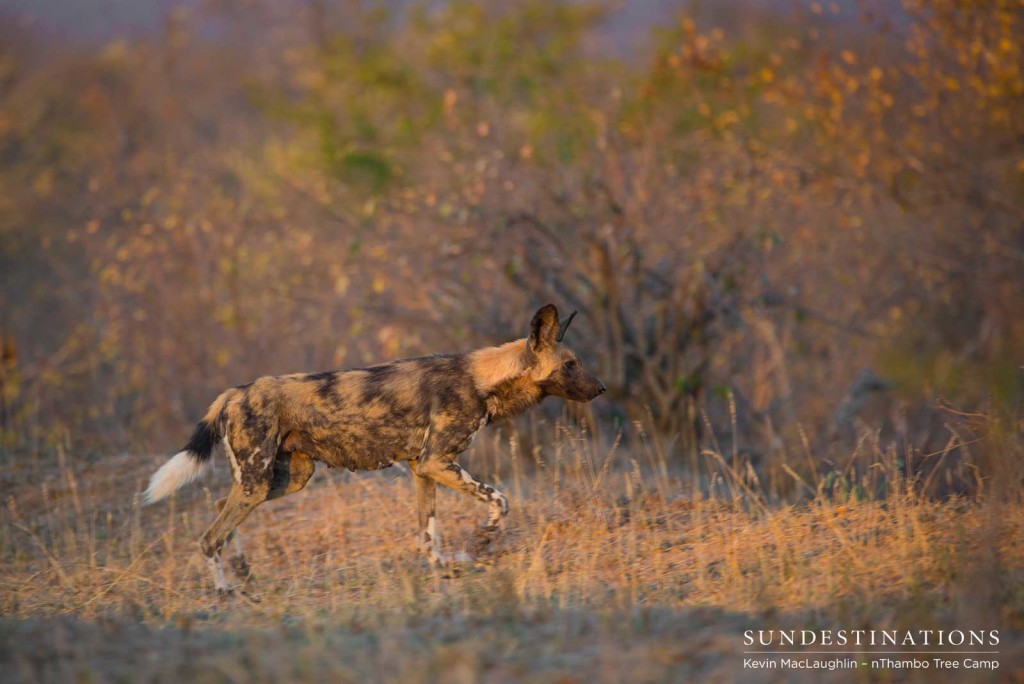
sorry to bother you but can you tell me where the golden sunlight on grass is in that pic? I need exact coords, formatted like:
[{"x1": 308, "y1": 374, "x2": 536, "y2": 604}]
[{"x1": 2, "y1": 432, "x2": 1022, "y2": 682}]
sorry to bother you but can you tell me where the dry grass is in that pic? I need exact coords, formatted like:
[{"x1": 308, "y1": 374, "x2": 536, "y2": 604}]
[{"x1": 2, "y1": 428, "x2": 1023, "y2": 682}]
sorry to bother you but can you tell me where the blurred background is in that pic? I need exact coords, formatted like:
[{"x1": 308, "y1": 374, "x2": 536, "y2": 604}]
[{"x1": 1, "y1": 0, "x2": 1021, "y2": 499}]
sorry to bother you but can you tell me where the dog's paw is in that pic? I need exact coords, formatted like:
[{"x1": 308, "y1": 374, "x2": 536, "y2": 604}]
[
  {"x1": 430, "y1": 550, "x2": 474, "y2": 578},
  {"x1": 448, "y1": 550, "x2": 474, "y2": 563},
  {"x1": 227, "y1": 555, "x2": 256, "y2": 585}
]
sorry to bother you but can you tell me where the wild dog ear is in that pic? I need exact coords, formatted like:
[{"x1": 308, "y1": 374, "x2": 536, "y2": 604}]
[
  {"x1": 556, "y1": 310, "x2": 577, "y2": 342},
  {"x1": 528, "y1": 304, "x2": 560, "y2": 352}
]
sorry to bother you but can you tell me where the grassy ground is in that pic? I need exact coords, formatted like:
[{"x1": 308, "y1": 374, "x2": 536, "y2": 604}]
[{"x1": 1, "y1": 429, "x2": 1022, "y2": 682}]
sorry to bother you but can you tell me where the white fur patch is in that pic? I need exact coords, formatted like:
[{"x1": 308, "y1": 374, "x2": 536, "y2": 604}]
[
  {"x1": 419, "y1": 425, "x2": 431, "y2": 457},
  {"x1": 488, "y1": 496, "x2": 508, "y2": 526},
  {"x1": 223, "y1": 436, "x2": 241, "y2": 483},
  {"x1": 258, "y1": 447, "x2": 272, "y2": 470},
  {"x1": 143, "y1": 451, "x2": 212, "y2": 504},
  {"x1": 206, "y1": 553, "x2": 230, "y2": 591},
  {"x1": 424, "y1": 515, "x2": 445, "y2": 565},
  {"x1": 467, "y1": 416, "x2": 489, "y2": 445}
]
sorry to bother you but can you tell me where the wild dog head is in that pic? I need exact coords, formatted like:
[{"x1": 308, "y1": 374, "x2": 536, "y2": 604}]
[{"x1": 525, "y1": 304, "x2": 606, "y2": 402}]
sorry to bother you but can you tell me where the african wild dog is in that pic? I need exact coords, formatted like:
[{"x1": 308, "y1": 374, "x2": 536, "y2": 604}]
[{"x1": 144, "y1": 304, "x2": 606, "y2": 594}]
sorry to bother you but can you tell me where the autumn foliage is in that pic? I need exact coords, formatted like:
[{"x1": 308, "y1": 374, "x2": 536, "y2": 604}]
[{"x1": 1, "y1": 0, "x2": 1021, "y2": 500}]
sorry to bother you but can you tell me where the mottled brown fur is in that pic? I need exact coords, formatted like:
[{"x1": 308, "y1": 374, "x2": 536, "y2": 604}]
[{"x1": 147, "y1": 304, "x2": 605, "y2": 594}]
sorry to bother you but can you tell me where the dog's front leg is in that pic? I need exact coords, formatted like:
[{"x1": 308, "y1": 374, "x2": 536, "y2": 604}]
[
  {"x1": 418, "y1": 458, "x2": 509, "y2": 554},
  {"x1": 409, "y1": 462, "x2": 445, "y2": 568}
]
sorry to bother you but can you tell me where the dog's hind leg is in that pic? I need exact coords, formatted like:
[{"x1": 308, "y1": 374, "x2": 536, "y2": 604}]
[
  {"x1": 200, "y1": 478, "x2": 270, "y2": 595},
  {"x1": 213, "y1": 495, "x2": 255, "y2": 586},
  {"x1": 215, "y1": 449, "x2": 315, "y2": 585}
]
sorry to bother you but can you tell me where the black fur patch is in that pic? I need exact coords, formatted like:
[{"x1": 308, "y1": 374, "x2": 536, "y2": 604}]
[
  {"x1": 302, "y1": 372, "x2": 334, "y2": 382},
  {"x1": 240, "y1": 395, "x2": 263, "y2": 436},
  {"x1": 361, "y1": 364, "x2": 398, "y2": 404},
  {"x1": 308, "y1": 372, "x2": 339, "y2": 401},
  {"x1": 182, "y1": 419, "x2": 219, "y2": 462},
  {"x1": 416, "y1": 355, "x2": 470, "y2": 414}
]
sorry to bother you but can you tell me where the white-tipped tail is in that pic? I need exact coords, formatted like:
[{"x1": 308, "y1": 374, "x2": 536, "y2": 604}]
[{"x1": 143, "y1": 451, "x2": 212, "y2": 505}]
